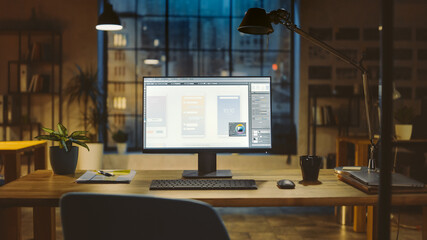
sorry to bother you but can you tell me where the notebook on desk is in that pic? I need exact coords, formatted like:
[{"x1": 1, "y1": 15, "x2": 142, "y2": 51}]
[
  {"x1": 76, "y1": 170, "x2": 136, "y2": 183},
  {"x1": 349, "y1": 171, "x2": 424, "y2": 188}
]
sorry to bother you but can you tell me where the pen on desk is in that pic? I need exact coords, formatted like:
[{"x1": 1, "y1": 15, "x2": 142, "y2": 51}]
[{"x1": 98, "y1": 170, "x2": 115, "y2": 177}]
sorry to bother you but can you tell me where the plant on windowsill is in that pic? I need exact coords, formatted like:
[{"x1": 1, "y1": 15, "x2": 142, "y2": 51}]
[
  {"x1": 112, "y1": 130, "x2": 128, "y2": 154},
  {"x1": 35, "y1": 123, "x2": 89, "y2": 175},
  {"x1": 394, "y1": 105, "x2": 415, "y2": 140}
]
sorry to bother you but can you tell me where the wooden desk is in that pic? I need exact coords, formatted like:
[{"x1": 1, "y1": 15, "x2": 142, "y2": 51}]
[
  {"x1": 0, "y1": 169, "x2": 426, "y2": 240},
  {"x1": 336, "y1": 136, "x2": 427, "y2": 233},
  {"x1": 0, "y1": 141, "x2": 47, "y2": 240}
]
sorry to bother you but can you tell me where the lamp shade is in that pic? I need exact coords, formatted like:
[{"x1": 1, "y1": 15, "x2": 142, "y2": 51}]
[
  {"x1": 96, "y1": 2, "x2": 123, "y2": 31},
  {"x1": 238, "y1": 8, "x2": 273, "y2": 35}
]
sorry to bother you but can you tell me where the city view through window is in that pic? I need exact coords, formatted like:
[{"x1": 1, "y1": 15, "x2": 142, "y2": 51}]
[{"x1": 103, "y1": 0, "x2": 296, "y2": 154}]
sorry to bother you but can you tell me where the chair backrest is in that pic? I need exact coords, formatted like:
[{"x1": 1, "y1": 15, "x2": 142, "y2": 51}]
[{"x1": 60, "y1": 192, "x2": 230, "y2": 240}]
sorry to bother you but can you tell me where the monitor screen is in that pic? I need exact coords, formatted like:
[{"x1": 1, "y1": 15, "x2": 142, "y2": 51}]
[{"x1": 142, "y1": 76, "x2": 272, "y2": 153}]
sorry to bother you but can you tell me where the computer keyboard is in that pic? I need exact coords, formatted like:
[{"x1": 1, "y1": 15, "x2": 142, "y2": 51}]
[{"x1": 150, "y1": 179, "x2": 257, "y2": 190}]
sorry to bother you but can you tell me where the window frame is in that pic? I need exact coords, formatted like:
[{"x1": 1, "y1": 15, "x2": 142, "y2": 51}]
[{"x1": 99, "y1": 0, "x2": 297, "y2": 154}]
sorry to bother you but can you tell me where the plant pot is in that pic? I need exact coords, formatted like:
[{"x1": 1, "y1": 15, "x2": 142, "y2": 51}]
[
  {"x1": 395, "y1": 124, "x2": 412, "y2": 140},
  {"x1": 117, "y1": 143, "x2": 127, "y2": 154},
  {"x1": 49, "y1": 146, "x2": 78, "y2": 175},
  {"x1": 77, "y1": 143, "x2": 104, "y2": 170}
]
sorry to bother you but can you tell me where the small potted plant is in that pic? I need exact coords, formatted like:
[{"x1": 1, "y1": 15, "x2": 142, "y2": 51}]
[
  {"x1": 394, "y1": 105, "x2": 415, "y2": 140},
  {"x1": 112, "y1": 130, "x2": 128, "y2": 154},
  {"x1": 35, "y1": 123, "x2": 89, "y2": 175}
]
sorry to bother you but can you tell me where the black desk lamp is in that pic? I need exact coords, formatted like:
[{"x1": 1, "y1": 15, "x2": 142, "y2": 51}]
[
  {"x1": 238, "y1": 8, "x2": 376, "y2": 169},
  {"x1": 96, "y1": 0, "x2": 123, "y2": 31}
]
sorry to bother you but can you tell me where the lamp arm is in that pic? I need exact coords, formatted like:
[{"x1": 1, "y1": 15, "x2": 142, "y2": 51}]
[
  {"x1": 269, "y1": 9, "x2": 366, "y2": 73},
  {"x1": 362, "y1": 72, "x2": 373, "y2": 143},
  {"x1": 269, "y1": 9, "x2": 376, "y2": 167}
]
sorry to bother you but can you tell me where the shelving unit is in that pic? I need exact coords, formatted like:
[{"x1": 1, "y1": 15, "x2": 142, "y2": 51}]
[
  {"x1": 307, "y1": 94, "x2": 361, "y2": 155},
  {"x1": 305, "y1": 24, "x2": 427, "y2": 157},
  {"x1": 0, "y1": 28, "x2": 62, "y2": 140}
]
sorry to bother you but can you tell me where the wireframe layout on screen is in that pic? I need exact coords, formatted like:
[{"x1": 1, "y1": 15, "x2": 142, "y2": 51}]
[{"x1": 143, "y1": 76, "x2": 272, "y2": 178}]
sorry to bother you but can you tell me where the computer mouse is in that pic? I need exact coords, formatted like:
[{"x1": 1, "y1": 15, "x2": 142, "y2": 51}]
[{"x1": 277, "y1": 179, "x2": 295, "y2": 189}]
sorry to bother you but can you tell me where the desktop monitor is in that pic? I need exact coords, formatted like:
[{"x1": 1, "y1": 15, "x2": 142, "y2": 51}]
[{"x1": 142, "y1": 76, "x2": 272, "y2": 178}]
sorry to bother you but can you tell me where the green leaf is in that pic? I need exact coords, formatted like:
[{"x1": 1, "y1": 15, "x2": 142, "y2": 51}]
[
  {"x1": 70, "y1": 131, "x2": 88, "y2": 138},
  {"x1": 60, "y1": 139, "x2": 69, "y2": 152},
  {"x1": 57, "y1": 123, "x2": 68, "y2": 136},
  {"x1": 35, "y1": 135, "x2": 60, "y2": 141},
  {"x1": 41, "y1": 127, "x2": 55, "y2": 134},
  {"x1": 71, "y1": 135, "x2": 90, "y2": 141},
  {"x1": 74, "y1": 140, "x2": 90, "y2": 151}
]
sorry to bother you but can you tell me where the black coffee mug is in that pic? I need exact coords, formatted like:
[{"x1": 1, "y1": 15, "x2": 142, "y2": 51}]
[{"x1": 300, "y1": 155, "x2": 322, "y2": 181}]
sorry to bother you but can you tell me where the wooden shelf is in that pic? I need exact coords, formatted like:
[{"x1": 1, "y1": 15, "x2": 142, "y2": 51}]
[
  {"x1": 0, "y1": 122, "x2": 40, "y2": 128},
  {"x1": 1, "y1": 28, "x2": 62, "y2": 140},
  {"x1": 6, "y1": 92, "x2": 59, "y2": 96}
]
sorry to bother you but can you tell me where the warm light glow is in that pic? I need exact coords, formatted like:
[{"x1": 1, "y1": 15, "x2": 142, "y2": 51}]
[
  {"x1": 113, "y1": 97, "x2": 118, "y2": 109},
  {"x1": 144, "y1": 59, "x2": 160, "y2": 65},
  {"x1": 272, "y1": 63, "x2": 278, "y2": 71},
  {"x1": 113, "y1": 34, "x2": 127, "y2": 47},
  {"x1": 96, "y1": 24, "x2": 123, "y2": 31},
  {"x1": 113, "y1": 97, "x2": 127, "y2": 110},
  {"x1": 120, "y1": 97, "x2": 126, "y2": 109}
]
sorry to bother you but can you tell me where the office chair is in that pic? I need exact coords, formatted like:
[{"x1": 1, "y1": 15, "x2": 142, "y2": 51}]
[{"x1": 60, "y1": 192, "x2": 230, "y2": 240}]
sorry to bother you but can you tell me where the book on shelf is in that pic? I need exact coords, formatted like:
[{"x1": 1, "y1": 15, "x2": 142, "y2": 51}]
[
  {"x1": 31, "y1": 42, "x2": 41, "y2": 61},
  {"x1": 28, "y1": 74, "x2": 50, "y2": 93},
  {"x1": 312, "y1": 106, "x2": 323, "y2": 125},
  {"x1": 324, "y1": 105, "x2": 336, "y2": 126},
  {"x1": 28, "y1": 74, "x2": 38, "y2": 92},
  {"x1": 312, "y1": 105, "x2": 336, "y2": 126}
]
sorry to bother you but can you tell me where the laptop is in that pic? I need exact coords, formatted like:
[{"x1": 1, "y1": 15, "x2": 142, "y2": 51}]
[{"x1": 349, "y1": 170, "x2": 425, "y2": 188}]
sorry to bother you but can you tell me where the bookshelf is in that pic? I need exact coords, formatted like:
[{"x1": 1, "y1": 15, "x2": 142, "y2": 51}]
[
  {"x1": 0, "y1": 28, "x2": 62, "y2": 140},
  {"x1": 307, "y1": 94, "x2": 361, "y2": 155},
  {"x1": 305, "y1": 24, "x2": 427, "y2": 158}
]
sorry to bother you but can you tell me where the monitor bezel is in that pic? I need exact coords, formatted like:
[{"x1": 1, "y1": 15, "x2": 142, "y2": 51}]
[{"x1": 141, "y1": 76, "x2": 273, "y2": 154}]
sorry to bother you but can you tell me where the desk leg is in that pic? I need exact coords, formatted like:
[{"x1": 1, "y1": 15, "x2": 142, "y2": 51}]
[
  {"x1": 34, "y1": 143, "x2": 47, "y2": 170},
  {"x1": 1, "y1": 152, "x2": 22, "y2": 240},
  {"x1": 353, "y1": 206, "x2": 367, "y2": 233},
  {"x1": 423, "y1": 206, "x2": 427, "y2": 240},
  {"x1": 353, "y1": 143, "x2": 369, "y2": 233},
  {"x1": 33, "y1": 207, "x2": 56, "y2": 240},
  {"x1": 3, "y1": 152, "x2": 21, "y2": 183},
  {"x1": 0, "y1": 207, "x2": 21, "y2": 240},
  {"x1": 366, "y1": 206, "x2": 377, "y2": 240},
  {"x1": 336, "y1": 139, "x2": 348, "y2": 167}
]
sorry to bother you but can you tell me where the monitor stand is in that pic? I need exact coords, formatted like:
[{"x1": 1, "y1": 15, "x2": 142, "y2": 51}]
[{"x1": 182, "y1": 152, "x2": 232, "y2": 178}]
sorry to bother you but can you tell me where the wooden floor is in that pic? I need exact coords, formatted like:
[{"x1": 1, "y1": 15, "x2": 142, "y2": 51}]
[{"x1": 21, "y1": 206, "x2": 422, "y2": 240}]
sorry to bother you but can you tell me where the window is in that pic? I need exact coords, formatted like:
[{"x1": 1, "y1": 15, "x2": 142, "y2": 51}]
[{"x1": 101, "y1": 0, "x2": 296, "y2": 154}]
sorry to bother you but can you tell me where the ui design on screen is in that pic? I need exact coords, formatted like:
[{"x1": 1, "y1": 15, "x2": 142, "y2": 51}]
[{"x1": 143, "y1": 77, "x2": 272, "y2": 150}]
